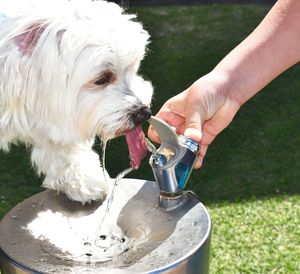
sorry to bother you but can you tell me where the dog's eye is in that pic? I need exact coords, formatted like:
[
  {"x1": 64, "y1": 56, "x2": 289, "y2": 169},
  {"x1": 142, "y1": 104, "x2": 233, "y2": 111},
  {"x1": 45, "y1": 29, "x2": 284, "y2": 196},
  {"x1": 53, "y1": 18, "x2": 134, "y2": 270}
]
[{"x1": 94, "y1": 71, "x2": 116, "y2": 86}]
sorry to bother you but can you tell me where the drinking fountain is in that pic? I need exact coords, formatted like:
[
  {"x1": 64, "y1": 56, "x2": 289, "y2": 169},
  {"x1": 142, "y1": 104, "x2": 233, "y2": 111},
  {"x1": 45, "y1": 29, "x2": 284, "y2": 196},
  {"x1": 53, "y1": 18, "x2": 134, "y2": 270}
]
[{"x1": 0, "y1": 117, "x2": 211, "y2": 274}]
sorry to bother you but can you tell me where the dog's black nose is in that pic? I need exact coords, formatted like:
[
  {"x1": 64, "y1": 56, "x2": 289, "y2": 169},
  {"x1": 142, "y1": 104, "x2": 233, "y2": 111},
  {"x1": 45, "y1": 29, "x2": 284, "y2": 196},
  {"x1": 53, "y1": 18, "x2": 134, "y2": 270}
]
[{"x1": 132, "y1": 106, "x2": 152, "y2": 125}]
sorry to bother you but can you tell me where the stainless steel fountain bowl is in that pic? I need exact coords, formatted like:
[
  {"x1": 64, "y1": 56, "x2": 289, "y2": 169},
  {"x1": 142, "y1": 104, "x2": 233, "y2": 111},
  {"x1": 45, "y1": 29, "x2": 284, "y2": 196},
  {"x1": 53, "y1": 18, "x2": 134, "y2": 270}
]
[{"x1": 0, "y1": 179, "x2": 211, "y2": 274}]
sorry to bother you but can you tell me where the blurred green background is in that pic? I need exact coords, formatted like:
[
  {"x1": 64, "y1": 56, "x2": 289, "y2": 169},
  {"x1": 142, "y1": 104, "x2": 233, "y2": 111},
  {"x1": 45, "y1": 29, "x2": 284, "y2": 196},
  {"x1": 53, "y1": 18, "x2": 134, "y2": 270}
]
[{"x1": 1, "y1": 3, "x2": 300, "y2": 273}]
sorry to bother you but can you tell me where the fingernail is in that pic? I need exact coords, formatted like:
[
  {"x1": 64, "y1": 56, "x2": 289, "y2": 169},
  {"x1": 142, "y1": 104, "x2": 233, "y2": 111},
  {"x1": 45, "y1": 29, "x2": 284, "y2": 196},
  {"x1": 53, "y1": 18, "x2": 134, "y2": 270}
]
[{"x1": 184, "y1": 128, "x2": 202, "y2": 142}]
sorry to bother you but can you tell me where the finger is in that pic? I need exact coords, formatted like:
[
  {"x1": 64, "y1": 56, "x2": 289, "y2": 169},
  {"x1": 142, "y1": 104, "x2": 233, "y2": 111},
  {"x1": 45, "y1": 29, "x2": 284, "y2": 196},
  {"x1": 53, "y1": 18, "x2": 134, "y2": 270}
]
[
  {"x1": 147, "y1": 109, "x2": 186, "y2": 143},
  {"x1": 184, "y1": 105, "x2": 202, "y2": 142},
  {"x1": 193, "y1": 145, "x2": 208, "y2": 169},
  {"x1": 147, "y1": 125, "x2": 160, "y2": 143},
  {"x1": 199, "y1": 144, "x2": 208, "y2": 159},
  {"x1": 174, "y1": 123, "x2": 186, "y2": 135},
  {"x1": 184, "y1": 100, "x2": 203, "y2": 143},
  {"x1": 201, "y1": 126, "x2": 217, "y2": 147},
  {"x1": 194, "y1": 156, "x2": 203, "y2": 169},
  {"x1": 184, "y1": 108, "x2": 202, "y2": 143},
  {"x1": 157, "y1": 109, "x2": 185, "y2": 127}
]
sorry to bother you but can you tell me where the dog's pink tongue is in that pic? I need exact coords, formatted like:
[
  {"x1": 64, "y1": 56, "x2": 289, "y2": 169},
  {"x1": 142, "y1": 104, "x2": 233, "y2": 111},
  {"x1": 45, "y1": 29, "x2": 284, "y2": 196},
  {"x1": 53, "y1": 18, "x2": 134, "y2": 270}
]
[{"x1": 124, "y1": 125, "x2": 148, "y2": 170}]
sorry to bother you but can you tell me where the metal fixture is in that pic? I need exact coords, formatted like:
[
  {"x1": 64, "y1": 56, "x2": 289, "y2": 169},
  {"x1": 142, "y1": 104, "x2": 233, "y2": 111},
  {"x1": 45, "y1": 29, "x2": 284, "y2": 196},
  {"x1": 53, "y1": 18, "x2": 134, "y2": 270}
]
[{"x1": 148, "y1": 116, "x2": 199, "y2": 210}]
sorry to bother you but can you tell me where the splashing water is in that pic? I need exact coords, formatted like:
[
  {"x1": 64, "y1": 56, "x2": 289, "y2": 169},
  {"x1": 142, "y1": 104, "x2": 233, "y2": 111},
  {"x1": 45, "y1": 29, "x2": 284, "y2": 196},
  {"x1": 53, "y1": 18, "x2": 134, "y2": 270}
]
[
  {"x1": 94, "y1": 137, "x2": 156, "y2": 240},
  {"x1": 95, "y1": 166, "x2": 133, "y2": 240}
]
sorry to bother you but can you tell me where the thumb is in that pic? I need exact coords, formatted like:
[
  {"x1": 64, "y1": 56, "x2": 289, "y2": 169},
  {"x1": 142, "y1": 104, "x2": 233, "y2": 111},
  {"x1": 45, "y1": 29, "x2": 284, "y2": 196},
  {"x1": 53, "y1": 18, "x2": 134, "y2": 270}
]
[
  {"x1": 184, "y1": 112, "x2": 202, "y2": 143},
  {"x1": 184, "y1": 127, "x2": 202, "y2": 143}
]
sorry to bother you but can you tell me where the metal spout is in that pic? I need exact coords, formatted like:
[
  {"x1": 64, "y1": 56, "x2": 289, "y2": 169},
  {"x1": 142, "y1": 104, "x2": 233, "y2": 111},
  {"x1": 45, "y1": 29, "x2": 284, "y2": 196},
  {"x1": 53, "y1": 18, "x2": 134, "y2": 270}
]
[{"x1": 148, "y1": 117, "x2": 199, "y2": 210}]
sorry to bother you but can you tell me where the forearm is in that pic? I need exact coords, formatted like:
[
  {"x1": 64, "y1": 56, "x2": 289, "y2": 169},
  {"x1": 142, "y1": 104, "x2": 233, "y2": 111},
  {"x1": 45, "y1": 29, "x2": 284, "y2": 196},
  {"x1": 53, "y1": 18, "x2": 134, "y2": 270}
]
[{"x1": 212, "y1": 0, "x2": 300, "y2": 105}]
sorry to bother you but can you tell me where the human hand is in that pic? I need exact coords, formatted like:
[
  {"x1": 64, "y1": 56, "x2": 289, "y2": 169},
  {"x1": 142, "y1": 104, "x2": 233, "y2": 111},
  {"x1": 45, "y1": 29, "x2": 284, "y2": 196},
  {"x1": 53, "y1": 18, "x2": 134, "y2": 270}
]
[{"x1": 148, "y1": 72, "x2": 241, "y2": 168}]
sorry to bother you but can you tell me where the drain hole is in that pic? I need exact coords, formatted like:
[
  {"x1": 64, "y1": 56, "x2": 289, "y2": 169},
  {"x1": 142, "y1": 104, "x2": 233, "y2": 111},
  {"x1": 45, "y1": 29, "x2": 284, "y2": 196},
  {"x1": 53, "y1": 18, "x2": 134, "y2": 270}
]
[
  {"x1": 85, "y1": 253, "x2": 92, "y2": 257},
  {"x1": 99, "y1": 235, "x2": 106, "y2": 240}
]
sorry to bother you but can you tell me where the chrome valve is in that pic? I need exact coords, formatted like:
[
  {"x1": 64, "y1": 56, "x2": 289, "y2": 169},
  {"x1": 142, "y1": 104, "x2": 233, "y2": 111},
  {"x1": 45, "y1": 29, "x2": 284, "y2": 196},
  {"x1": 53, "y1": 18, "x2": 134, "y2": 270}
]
[{"x1": 148, "y1": 116, "x2": 199, "y2": 210}]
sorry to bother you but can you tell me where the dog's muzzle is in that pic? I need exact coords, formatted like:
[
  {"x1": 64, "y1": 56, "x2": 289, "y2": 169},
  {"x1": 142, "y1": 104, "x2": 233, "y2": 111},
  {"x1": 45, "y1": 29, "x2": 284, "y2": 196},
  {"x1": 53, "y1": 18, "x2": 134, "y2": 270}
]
[{"x1": 132, "y1": 106, "x2": 152, "y2": 125}]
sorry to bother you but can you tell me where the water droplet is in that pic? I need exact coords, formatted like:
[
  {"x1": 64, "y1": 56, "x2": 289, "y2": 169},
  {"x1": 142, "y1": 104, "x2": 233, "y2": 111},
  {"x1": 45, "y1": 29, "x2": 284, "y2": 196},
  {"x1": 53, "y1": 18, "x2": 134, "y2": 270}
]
[
  {"x1": 192, "y1": 221, "x2": 198, "y2": 226},
  {"x1": 85, "y1": 253, "x2": 93, "y2": 257},
  {"x1": 120, "y1": 238, "x2": 126, "y2": 243},
  {"x1": 84, "y1": 242, "x2": 91, "y2": 246}
]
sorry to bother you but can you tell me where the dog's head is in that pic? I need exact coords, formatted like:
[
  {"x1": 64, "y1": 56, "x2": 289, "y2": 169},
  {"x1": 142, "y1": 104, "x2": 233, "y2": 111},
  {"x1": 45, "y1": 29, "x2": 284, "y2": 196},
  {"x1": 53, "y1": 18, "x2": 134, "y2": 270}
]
[{"x1": 2, "y1": 0, "x2": 153, "y2": 144}]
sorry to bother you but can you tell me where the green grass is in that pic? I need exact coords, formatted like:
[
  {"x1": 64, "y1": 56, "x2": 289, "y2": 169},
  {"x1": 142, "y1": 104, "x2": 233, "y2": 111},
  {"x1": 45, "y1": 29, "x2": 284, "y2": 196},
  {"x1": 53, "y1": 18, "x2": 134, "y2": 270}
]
[
  {"x1": 1, "y1": 3, "x2": 300, "y2": 273},
  {"x1": 210, "y1": 196, "x2": 300, "y2": 273}
]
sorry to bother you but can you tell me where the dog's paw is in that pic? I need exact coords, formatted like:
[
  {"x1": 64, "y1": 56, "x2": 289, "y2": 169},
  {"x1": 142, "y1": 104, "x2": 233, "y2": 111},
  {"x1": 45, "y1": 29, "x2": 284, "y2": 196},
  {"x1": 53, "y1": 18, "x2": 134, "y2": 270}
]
[
  {"x1": 42, "y1": 165, "x2": 109, "y2": 204},
  {"x1": 43, "y1": 175, "x2": 107, "y2": 204},
  {"x1": 33, "y1": 145, "x2": 109, "y2": 204}
]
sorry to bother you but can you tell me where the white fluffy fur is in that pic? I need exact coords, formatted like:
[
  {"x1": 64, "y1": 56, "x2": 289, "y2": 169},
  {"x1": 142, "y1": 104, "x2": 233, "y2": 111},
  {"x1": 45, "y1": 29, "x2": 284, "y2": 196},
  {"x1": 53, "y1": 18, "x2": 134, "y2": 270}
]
[{"x1": 0, "y1": 0, "x2": 153, "y2": 203}]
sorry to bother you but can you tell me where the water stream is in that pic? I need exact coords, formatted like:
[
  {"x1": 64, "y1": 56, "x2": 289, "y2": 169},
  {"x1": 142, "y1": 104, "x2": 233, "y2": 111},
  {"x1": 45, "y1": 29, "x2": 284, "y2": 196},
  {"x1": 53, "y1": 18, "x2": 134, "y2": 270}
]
[
  {"x1": 101, "y1": 139, "x2": 108, "y2": 182},
  {"x1": 95, "y1": 166, "x2": 133, "y2": 240}
]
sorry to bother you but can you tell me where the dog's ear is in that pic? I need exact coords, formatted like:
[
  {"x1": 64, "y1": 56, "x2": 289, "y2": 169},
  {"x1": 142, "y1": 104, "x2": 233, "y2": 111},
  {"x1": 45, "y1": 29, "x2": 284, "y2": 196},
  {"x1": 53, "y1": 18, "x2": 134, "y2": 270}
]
[{"x1": 15, "y1": 23, "x2": 47, "y2": 55}]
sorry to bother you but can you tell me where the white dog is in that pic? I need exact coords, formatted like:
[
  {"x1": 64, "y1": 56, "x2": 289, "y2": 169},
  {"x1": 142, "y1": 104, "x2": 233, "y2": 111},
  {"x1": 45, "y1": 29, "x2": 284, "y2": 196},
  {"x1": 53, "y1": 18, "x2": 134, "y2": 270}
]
[{"x1": 0, "y1": 0, "x2": 153, "y2": 203}]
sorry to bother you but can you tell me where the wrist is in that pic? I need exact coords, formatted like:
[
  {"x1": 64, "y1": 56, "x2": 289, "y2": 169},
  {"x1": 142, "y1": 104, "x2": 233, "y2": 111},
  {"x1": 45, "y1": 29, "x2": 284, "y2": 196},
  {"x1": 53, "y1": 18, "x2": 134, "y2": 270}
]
[
  {"x1": 206, "y1": 68, "x2": 247, "y2": 108},
  {"x1": 187, "y1": 71, "x2": 241, "y2": 123},
  {"x1": 194, "y1": 70, "x2": 242, "y2": 107}
]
